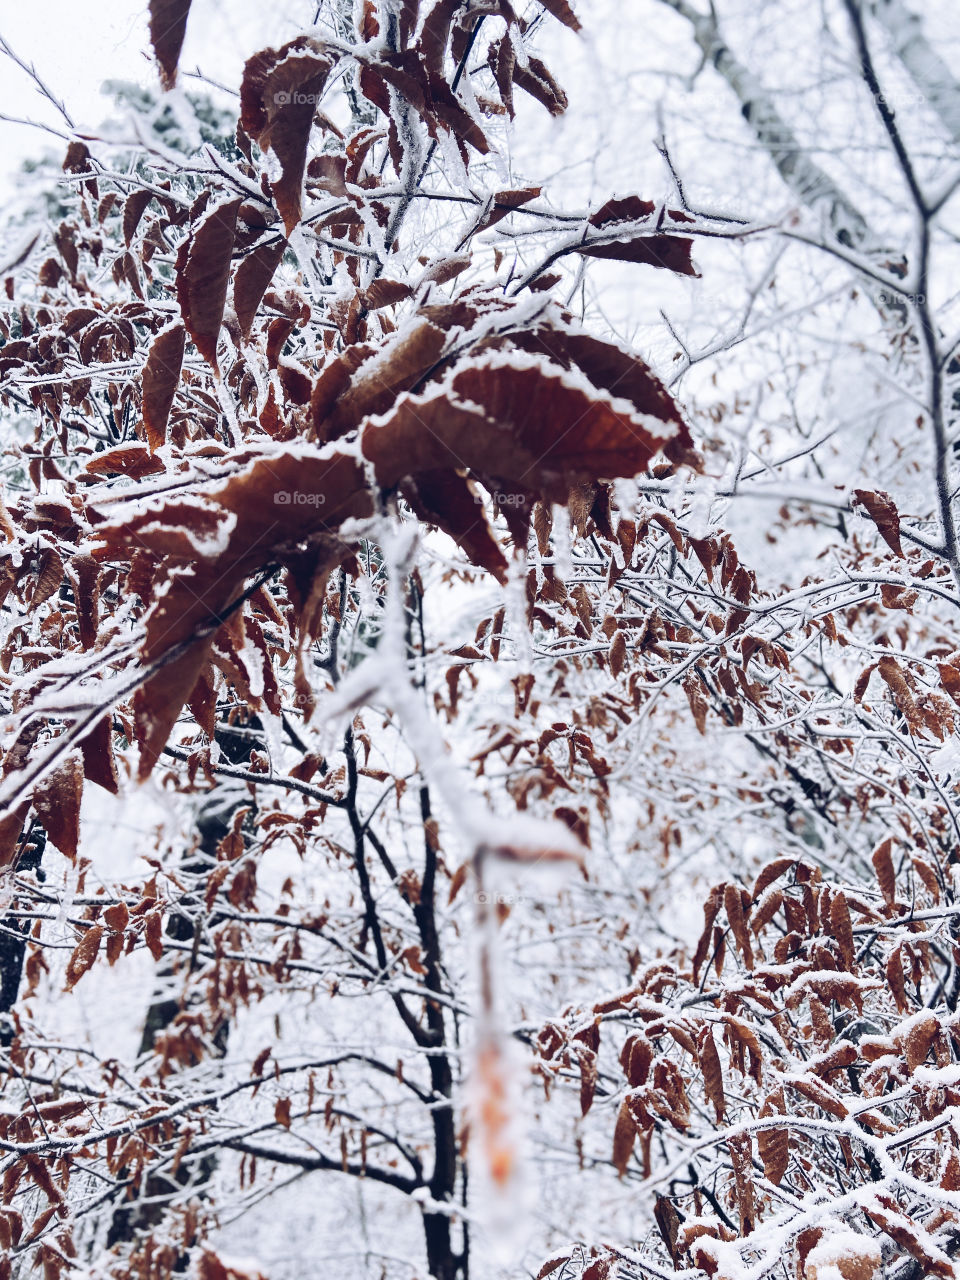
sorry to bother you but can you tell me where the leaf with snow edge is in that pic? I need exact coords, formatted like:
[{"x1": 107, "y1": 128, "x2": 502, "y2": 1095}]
[
  {"x1": 240, "y1": 40, "x2": 334, "y2": 235},
  {"x1": 539, "y1": 0, "x2": 581, "y2": 30},
  {"x1": 512, "y1": 55, "x2": 568, "y2": 116},
  {"x1": 479, "y1": 315, "x2": 696, "y2": 460},
  {"x1": 85, "y1": 444, "x2": 166, "y2": 480},
  {"x1": 363, "y1": 351, "x2": 695, "y2": 513},
  {"x1": 311, "y1": 318, "x2": 446, "y2": 442},
  {"x1": 362, "y1": 278, "x2": 413, "y2": 311},
  {"x1": 853, "y1": 488, "x2": 903, "y2": 557}
]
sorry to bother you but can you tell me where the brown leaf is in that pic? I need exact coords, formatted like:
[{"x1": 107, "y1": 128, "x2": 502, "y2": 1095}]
[
  {"x1": 142, "y1": 323, "x2": 185, "y2": 450},
  {"x1": 234, "y1": 239, "x2": 286, "y2": 340},
  {"x1": 240, "y1": 40, "x2": 333, "y2": 235},
  {"x1": 828, "y1": 892, "x2": 856, "y2": 971},
  {"x1": 609, "y1": 630, "x2": 627, "y2": 677},
  {"x1": 30, "y1": 548, "x2": 63, "y2": 610},
  {"x1": 539, "y1": 0, "x2": 581, "y2": 30},
  {"x1": 79, "y1": 717, "x2": 119, "y2": 795},
  {"x1": 123, "y1": 190, "x2": 154, "y2": 246},
  {"x1": 275, "y1": 1097, "x2": 292, "y2": 1128},
  {"x1": 757, "y1": 1090, "x2": 789, "y2": 1185},
  {"x1": 577, "y1": 233, "x2": 697, "y2": 276},
  {"x1": 68, "y1": 554, "x2": 100, "y2": 650},
  {"x1": 683, "y1": 675, "x2": 709, "y2": 734},
  {"x1": 876, "y1": 655, "x2": 921, "y2": 732},
  {"x1": 612, "y1": 1098, "x2": 636, "y2": 1176},
  {"x1": 872, "y1": 837, "x2": 896, "y2": 908},
  {"x1": 512, "y1": 55, "x2": 568, "y2": 116},
  {"x1": 33, "y1": 755, "x2": 83, "y2": 861},
  {"x1": 470, "y1": 186, "x2": 541, "y2": 239},
  {"x1": 853, "y1": 488, "x2": 903, "y2": 557},
  {"x1": 103, "y1": 902, "x2": 129, "y2": 933},
  {"x1": 723, "y1": 883, "x2": 754, "y2": 969},
  {"x1": 362, "y1": 278, "x2": 413, "y2": 310},
  {"x1": 699, "y1": 1028, "x2": 725, "y2": 1121},
  {"x1": 939, "y1": 661, "x2": 960, "y2": 708},
  {"x1": 692, "y1": 884, "x2": 723, "y2": 981},
  {"x1": 86, "y1": 444, "x2": 166, "y2": 480},
  {"x1": 65, "y1": 925, "x2": 103, "y2": 990},
  {"x1": 363, "y1": 354, "x2": 695, "y2": 520},
  {"x1": 400, "y1": 470, "x2": 508, "y2": 582},
  {"x1": 149, "y1": 0, "x2": 191, "y2": 90},
  {"x1": 144, "y1": 911, "x2": 164, "y2": 961},
  {"x1": 175, "y1": 197, "x2": 242, "y2": 373}
]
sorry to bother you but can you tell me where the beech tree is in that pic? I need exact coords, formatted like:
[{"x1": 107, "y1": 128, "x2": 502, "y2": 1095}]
[{"x1": 0, "y1": 2, "x2": 959, "y2": 1280}]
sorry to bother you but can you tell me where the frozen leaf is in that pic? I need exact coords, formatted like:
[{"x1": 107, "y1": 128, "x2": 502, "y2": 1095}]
[
  {"x1": 240, "y1": 40, "x2": 334, "y2": 235},
  {"x1": 853, "y1": 488, "x2": 903, "y2": 557}
]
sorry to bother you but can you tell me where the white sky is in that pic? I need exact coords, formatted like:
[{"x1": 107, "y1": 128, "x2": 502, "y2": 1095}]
[{"x1": 0, "y1": 1, "x2": 149, "y2": 175}]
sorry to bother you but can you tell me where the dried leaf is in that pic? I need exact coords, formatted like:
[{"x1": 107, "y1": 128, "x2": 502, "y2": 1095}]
[
  {"x1": 149, "y1": 0, "x2": 191, "y2": 90},
  {"x1": 853, "y1": 488, "x2": 903, "y2": 557},
  {"x1": 65, "y1": 925, "x2": 102, "y2": 990},
  {"x1": 142, "y1": 323, "x2": 185, "y2": 450},
  {"x1": 175, "y1": 197, "x2": 242, "y2": 373}
]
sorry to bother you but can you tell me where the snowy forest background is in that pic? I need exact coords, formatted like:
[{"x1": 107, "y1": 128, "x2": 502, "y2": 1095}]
[{"x1": 1, "y1": 2, "x2": 960, "y2": 1278}]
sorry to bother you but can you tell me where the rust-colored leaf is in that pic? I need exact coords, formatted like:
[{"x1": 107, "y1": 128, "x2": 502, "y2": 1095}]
[
  {"x1": 175, "y1": 197, "x2": 242, "y2": 373},
  {"x1": 872, "y1": 837, "x2": 896, "y2": 908},
  {"x1": 149, "y1": 0, "x2": 191, "y2": 90},
  {"x1": 699, "y1": 1028, "x2": 725, "y2": 1122},
  {"x1": 853, "y1": 488, "x2": 903, "y2": 557},
  {"x1": 79, "y1": 716, "x2": 119, "y2": 795},
  {"x1": 757, "y1": 1089, "x2": 789, "y2": 1185},
  {"x1": 234, "y1": 239, "x2": 286, "y2": 340},
  {"x1": 612, "y1": 1098, "x2": 636, "y2": 1176},
  {"x1": 65, "y1": 925, "x2": 103, "y2": 990},
  {"x1": 33, "y1": 755, "x2": 83, "y2": 861},
  {"x1": 142, "y1": 323, "x2": 185, "y2": 451},
  {"x1": 240, "y1": 40, "x2": 333, "y2": 235},
  {"x1": 828, "y1": 891, "x2": 856, "y2": 971}
]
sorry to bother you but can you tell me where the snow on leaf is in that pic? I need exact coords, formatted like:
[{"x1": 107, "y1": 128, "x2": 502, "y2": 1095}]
[{"x1": 240, "y1": 41, "x2": 334, "y2": 236}]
